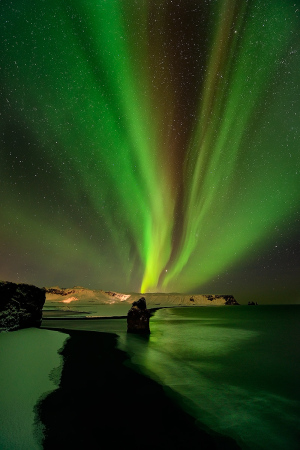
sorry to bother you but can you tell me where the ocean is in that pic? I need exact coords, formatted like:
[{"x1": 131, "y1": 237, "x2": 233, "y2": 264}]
[
  {"x1": 1, "y1": 305, "x2": 299, "y2": 449},
  {"x1": 42, "y1": 304, "x2": 300, "y2": 449},
  {"x1": 116, "y1": 305, "x2": 300, "y2": 449}
]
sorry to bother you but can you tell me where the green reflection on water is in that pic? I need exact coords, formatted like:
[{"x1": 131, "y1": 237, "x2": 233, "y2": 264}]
[{"x1": 117, "y1": 306, "x2": 300, "y2": 450}]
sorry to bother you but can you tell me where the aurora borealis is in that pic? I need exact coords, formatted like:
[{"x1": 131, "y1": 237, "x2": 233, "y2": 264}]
[{"x1": 1, "y1": 0, "x2": 299, "y2": 302}]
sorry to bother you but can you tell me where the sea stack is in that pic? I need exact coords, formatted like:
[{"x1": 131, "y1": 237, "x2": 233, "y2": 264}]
[
  {"x1": 0, "y1": 281, "x2": 46, "y2": 332},
  {"x1": 127, "y1": 297, "x2": 150, "y2": 334}
]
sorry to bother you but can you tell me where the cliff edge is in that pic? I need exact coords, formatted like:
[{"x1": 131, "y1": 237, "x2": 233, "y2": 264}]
[{"x1": 0, "y1": 281, "x2": 46, "y2": 332}]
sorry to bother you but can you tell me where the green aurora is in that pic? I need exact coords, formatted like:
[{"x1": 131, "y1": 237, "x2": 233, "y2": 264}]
[{"x1": 1, "y1": 0, "x2": 299, "y2": 301}]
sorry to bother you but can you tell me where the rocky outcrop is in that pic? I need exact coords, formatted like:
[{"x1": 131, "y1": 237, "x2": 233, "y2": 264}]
[
  {"x1": 0, "y1": 281, "x2": 46, "y2": 331},
  {"x1": 45, "y1": 288, "x2": 75, "y2": 296},
  {"x1": 127, "y1": 297, "x2": 150, "y2": 334},
  {"x1": 224, "y1": 295, "x2": 239, "y2": 305}
]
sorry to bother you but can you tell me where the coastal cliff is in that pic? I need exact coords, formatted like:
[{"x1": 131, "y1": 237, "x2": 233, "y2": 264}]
[
  {"x1": 0, "y1": 281, "x2": 45, "y2": 331},
  {"x1": 43, "y1": 287, "x2": 239, "y2": 318},
  {"x1": 45, "y1": 287, "x2": 239, "y2": 307}
]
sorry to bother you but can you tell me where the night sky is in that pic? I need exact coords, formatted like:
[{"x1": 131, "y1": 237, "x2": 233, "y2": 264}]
[{"x1": 1, "y1": 0, "x2": 299, "y2": 303}]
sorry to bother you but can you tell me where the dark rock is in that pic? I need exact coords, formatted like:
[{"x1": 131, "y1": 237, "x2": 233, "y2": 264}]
[
  {"x1": 127, "y1": 297, "x2": 150, "y2": 334},
  {"x1": 248, "y1": 301, "x2": 258, "y2": 305},
  {"x1": 205, "y1": 294, "x2": 239, "y2": 304},
  {"x1": 0, "y1": 281, "x2": 46, "y2": 332},
  {"x1": 223, "y1": 295, "x2": 240, "y2": 305},
  {"x1": 132, "y1": 297, "x2": 147, "y2": 310},
  {"x1": 45, "y1": 287, "x2": 75, "y2": 296}
]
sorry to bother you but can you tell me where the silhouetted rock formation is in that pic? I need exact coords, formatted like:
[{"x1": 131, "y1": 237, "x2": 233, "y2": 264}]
[
  {"x1": 248, "y1": 301, "x2": 258, "y2": 305},
  {"x1": 0, "y1": 281, "x2": 45, "y2": 331},
  {"x1": 127, "y1": 297, "x2": 150, "y2": 334}
]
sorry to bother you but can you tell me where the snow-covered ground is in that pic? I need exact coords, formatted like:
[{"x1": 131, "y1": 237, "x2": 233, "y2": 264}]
[{"x1": 0, "y1": 328, "x2": 68, "y2": 450}]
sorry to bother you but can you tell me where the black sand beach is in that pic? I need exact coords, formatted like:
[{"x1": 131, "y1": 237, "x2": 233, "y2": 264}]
[{"x1": 37, "y1": 326, "x2": 240, "y2": 449}]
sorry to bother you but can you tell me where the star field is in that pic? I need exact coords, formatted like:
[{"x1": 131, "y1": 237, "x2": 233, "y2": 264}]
[{"x1": 1, "y1": 0, "x2": 299, "y2": 303}]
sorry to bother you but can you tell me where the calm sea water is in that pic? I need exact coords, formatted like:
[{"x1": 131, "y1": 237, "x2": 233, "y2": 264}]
[
  {"x1": 115, "y1": 305, "x2": 300, "y2": 450},
  {"x1": 40, "y1": 305, "x2": 300, "y2": 448}
]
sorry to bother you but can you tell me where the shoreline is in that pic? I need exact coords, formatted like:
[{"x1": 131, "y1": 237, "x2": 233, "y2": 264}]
[
  {"x1": 37, "y1": 327, "x2": 240, "y2": 449},
  {"x1": 42, "y1": 304, "x2": 232, "y2": 320},
  {"x1": 42, "y1": 303, "x2": 297, "y2": 321},
  {"x1": 42, "y1": 305, "x2": 163, "y2": 320}
]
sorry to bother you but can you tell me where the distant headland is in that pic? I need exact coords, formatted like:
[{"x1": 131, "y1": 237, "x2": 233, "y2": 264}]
[
  {"x1": 0, "y1": 281, "x2": 240, "y2": 329},
  {"x1": 44, "y1": 286, "x2": 239, "y2": 307}
]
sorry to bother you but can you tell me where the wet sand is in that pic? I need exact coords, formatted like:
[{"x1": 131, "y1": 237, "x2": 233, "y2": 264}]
[{"x1": 37, "y1": 326, "x2": 240, "y2": 449}]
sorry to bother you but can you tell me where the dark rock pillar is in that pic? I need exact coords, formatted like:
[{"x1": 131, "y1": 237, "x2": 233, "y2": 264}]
[
  {"x1": 0, "y1": 281, "x2": 46, "y2": 332},
  {"x1": 127, "y1": 297, "x2": 150, "y2": 334}
]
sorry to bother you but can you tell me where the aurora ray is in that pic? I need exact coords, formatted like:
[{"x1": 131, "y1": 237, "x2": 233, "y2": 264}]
[{"x1": 1, "y1": 0, "x2": 299, "y2": 301}]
